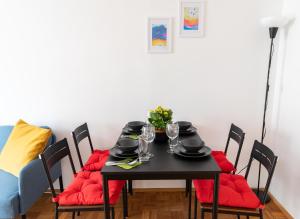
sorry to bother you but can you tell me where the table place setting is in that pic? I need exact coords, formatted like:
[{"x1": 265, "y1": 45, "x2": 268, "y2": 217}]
[
  {"x1": 106, "y1": 120, "x2": 156, "y2": 169},
  {"x1": 122, "y1": 121, "x2": 145, "y2": 135},
  {"x1": 173, "y1": 138, "x2": 211, "y2": 159},
  {"x1": 177, "y1": 121, "x2": 198, "y2": 136}
]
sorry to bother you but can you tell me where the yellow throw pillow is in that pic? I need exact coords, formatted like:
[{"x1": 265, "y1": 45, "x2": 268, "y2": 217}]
[{"x1": 0, "y1": 119, "x2": 51, "y2": 176}]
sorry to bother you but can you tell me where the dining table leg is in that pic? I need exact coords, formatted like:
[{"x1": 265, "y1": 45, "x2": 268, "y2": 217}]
[
  {"x1": 188, "y1": 181, "x2": 192, "y2": 219},
  {"x1": 122, "y1": 184, "x2": 128, "y2": 218},
  {"x1": 103, "y1": 175, "x2": 110, "y2": 219},
  {"x1": 212, "y1": 173, "x2": 219, "y2": 219},
  {"x1": 128, "y1": 180, "x2": 133, "y2": 195}
]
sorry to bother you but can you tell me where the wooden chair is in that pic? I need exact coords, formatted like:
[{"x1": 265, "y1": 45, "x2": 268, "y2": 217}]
[
  {"x1": 193, "y1": 140, "x2": 278, "y2": 219},
  {"x1": 72, "y1": 123, "x2": 133, "y2": 195},
  {"x1": 72, "y1": 123, "x2": 108, "y2": 170},
  {"x1": 39, "y1": 138, "x2": 128, "y2": 219},
  {"x1": 212, "y1": 123, "x2": 245, "y2": 173}
]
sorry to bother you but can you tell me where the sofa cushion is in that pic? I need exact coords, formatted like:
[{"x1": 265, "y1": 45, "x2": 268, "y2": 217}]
[
  {"x1": 0, "y1": 169, "x2": 19, "y2": 218},
  {"x1": 0, "y1": 126, "x2": 53, "y2": 153},
  {"x1": 0, "y1": 126, "x2": 13, "y2": 153},
  {"x1": 82, "y1": 150, "x2": 110, "y2": 171},
  {"x1": 53, "y1": 171, "x2": 125, "y2": 206},
  {"x1": 211, "y1": 151, "x2": 236, "y2": 173},
  {"x1": 193, "y1": 173, "x2": 263, "y2": 209},
  {"x1": 0, "y1": 120, "x2": 52, "y2": 176}
]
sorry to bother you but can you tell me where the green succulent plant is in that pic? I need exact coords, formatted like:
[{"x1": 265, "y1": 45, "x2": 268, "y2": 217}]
[{"x1": 148, "y1": 106, "x2": 173, "y2": 130}]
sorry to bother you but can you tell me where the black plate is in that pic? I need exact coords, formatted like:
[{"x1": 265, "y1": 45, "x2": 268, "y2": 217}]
[
  {"x1": 127, "y1": 121, "x2": 145, "y2": 131},
  {"x1": 177, "y1": 121, "x2": 192, "y2": 131},
  {"x1": 179, "y1": 126, "x2": 197, "y2": 136},
  {"x1": 110, "y1": 147, "x2": 138, "y2": 159},
  {"x1": 181, "y1": 138, "x2": 204, "y2": 153},
  {"x1": 117, "y1": 138, "x2": 139, "y2": 152},
  {"x1": 122, "y1": 126, "x2": 142, "y2": 135},
  {"x1": 177, "y1": 143, "x2": 204, "y2": 155},
  {"x1": 115, "y1": 147, "x2": 138, "y2": 156},
  {"x1": 173, "y1": 145, "x2": 211, "y2": 159}
]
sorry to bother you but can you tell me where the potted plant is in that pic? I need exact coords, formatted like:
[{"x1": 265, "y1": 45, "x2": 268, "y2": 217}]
[{"x1": 148, "y1": 106, "x2": 173, "y2": 143}]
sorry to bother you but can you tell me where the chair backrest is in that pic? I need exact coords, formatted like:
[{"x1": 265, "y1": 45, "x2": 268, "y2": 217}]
[
  {"x1": 72, "y1": 123, "x2": 94, "y2": 168},
  {"x1": 224, "y1": 123, "x2": 245, "y2": 171},
  {"x1": 245, "y1": 140, "x2": 278, "y2": 204},
  {"x1": 39, "y1": 138, "x2": 76, "y2": 198}
]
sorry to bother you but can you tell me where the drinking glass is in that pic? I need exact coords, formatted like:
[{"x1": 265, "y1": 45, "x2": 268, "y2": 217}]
[
  {"x1": 138, "y1": 136, "x2": 148, "y2": 162},
  {"x1": 141, "y1": 124, "x2": 155, "y2": 159},
  {"x1": 166, "y1": 122, "x2": 179, "y2": 153}
]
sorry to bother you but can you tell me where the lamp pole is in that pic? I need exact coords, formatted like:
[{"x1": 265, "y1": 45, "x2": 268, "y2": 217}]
[
  {"x1": 261, "y1": 27, "x2": 278, "y2": 144},
  {"x1": 256, "y1": 27, "x2": 278, "y2": 203}
]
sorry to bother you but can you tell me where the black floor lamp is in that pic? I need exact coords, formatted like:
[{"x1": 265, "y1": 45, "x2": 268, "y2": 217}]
[{"x1": 255, "y1": 16, "x2": 290, "y2": 203}]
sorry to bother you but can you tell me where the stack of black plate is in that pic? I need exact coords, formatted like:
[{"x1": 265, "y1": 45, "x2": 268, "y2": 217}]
[
  {"x1": 174, "y1": 138, "x2": 211, "y2": 159},
  {"x1": 123, "y1": 121, "x2": 146, "y2": 135},
  {"x1": 177, "y1": 121, "x2": 197, "y2": 136},
  {"x1": 110, "y1": 138, "x2": 139, "y2": 159}
]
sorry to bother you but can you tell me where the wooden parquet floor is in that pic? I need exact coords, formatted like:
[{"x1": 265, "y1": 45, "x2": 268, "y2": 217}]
[{"x1": 20, "y1": 190, "x2": 290, "y2": 219}]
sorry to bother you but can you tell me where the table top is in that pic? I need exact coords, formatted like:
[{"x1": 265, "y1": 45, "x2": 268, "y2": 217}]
[{"x1": 101, "y1": 132, "x2": 221, "y2": 180}]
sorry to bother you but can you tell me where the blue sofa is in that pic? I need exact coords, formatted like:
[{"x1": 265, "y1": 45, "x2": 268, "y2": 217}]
[{"x1": 0, "y1": 126, "x2": 62, "y2": 219}]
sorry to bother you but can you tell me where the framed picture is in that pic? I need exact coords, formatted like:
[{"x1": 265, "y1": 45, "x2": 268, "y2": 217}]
[
  {"x1": 179, "y1": 1, "x2": 205, "y2": 37},
  {"x1": 147, "y1": 18, "x2": 173, "y2": 53}
]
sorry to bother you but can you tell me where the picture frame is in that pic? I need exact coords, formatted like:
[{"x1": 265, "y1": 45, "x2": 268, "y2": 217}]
[
  {"x1": 147, "y1": 17, "x2": 173, "y2": 53},
  {"x1": 179, "y1": 1, "x2": 205, "y2": 37}
]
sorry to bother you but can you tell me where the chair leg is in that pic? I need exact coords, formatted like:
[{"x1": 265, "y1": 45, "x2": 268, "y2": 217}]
[
  {"x1": 188, "y1": 187, "x2": 192, "y2": 219},
  {"x1": 59, "y1": 175, "x2": 64, "y2": 192},
  {"x1": 122, "y1": 185, "x2": 128, "y2": 218},
  {"x1": 246, "y1": 216, "x2": 250, "y2": 219},
  {"x1": 260, "y1": 209, "x2": 264, "y2": 219},
  {"x1": 77, "y1": 211, "x2": 80, "y2": 216},
  {"x1": 200, "y1": 207, "x2": 204, "y2": 219},
  {"x1": 21, "y1": 214, "x2": 26, "y2": 219},
  {"x1": 54, "y1": 208, "x2": 59, "y2": 219},
  {"x1": 128, "y1": 180, "x2": 133, "y2": 195},
  {"x1": 194, "y1": 192, "x2": 198, "y2": 219},
  {"x1": 111, "y1": 207, "x2": 115, "y2": 219},
  {"x1": 185, "y1": 179, "x2": 189, "y2": 197},
  {"x1": 237, "y1": 214, "x2": 240, "y2": 219},
  {"x1": 186, "y1": 179, "x2": 192, "y2": 197},
  {"x1": 72, "y1": 211, "x2": 75, "y2": 219}
]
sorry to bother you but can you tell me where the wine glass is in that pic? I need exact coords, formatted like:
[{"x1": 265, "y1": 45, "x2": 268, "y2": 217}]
[
  {"x1": 141, "y1": 124, "x2": 155, "y2": 160},
  {"x1": 166, "y1": 122, "x2": 179, "y2": 153}
]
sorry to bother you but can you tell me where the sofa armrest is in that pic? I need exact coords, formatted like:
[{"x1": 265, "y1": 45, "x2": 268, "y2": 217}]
[{"x1": 18, "y1": 158, "x2": 61, "y2": 214}]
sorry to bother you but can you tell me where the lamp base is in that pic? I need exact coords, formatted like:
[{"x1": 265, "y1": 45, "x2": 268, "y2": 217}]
[{"x1": 252, "y1": 189, "x2": 271, "y2": 203}]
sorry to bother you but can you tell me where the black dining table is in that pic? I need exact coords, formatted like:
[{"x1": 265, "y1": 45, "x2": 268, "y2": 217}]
[{"x1": 101, "y1": 131, "x2": 221, "y2": 219}]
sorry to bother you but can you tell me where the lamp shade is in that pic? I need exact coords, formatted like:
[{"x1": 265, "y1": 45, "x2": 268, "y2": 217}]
[{"x1": 261, "y1": 16, "x2": 290, "y2": 28}]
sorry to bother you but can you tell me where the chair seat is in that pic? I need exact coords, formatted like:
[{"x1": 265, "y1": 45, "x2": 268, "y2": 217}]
[
  {"x1": 193, "y1": 173, "x2": 263, "y2": 209},
  {"x1": 53, "y1": 171, "x2": 125, "y2": 206},
  {"x1": 82, "y1": 150, "x2": 110, "y2": 171},
  {"x1": 211, "y1": 151, "x2": 235, "y2": 173}
]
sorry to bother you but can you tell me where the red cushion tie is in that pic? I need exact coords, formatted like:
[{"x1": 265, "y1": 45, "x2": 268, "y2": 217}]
[
  {"x1": 211, "y1": 150, "x2": 236, "y2": 173},
  {"x1": 82, "y1": 149, "x2": 110, "y2": 171}
]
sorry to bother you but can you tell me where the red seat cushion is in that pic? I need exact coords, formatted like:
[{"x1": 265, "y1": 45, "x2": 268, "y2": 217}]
[
  {"x1": 193, "y1": 173, "x2": 263, "y2": 209},
  {"x1": 82, "y1": 150, "x2": 110, "y2": 171},
  {"x1": 53, "y1": 171, "x2": 125, "y2": 206},
  {"x1": 211, "y1": 150, "x2": 235, "y2": 173}
]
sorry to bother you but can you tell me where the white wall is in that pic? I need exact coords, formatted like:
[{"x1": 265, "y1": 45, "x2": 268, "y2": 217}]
[
  {"x1": 269, "y1": 0, "x2": 300, "y2": 217},
  {"x1": 0, "y1": 0, "x2": 282, "y2": 188}
]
